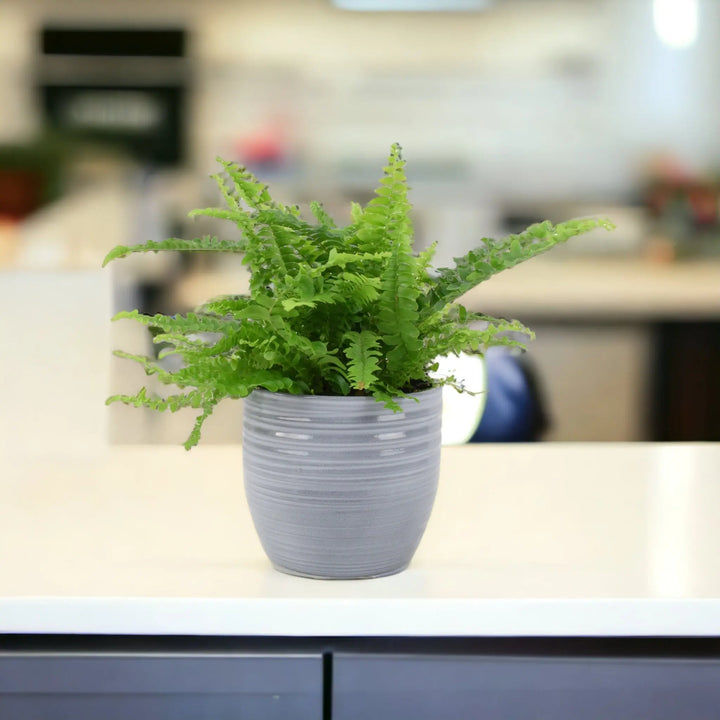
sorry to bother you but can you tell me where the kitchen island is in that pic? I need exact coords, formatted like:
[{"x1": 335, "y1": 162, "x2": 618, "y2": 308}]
[{"x1": 1, "y1": 443, "x2": 720, "y2": 718}]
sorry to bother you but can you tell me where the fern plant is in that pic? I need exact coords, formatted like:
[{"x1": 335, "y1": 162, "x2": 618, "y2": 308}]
[{"x1": 104, "y1": 143, "x2": 613, "y2": 449}]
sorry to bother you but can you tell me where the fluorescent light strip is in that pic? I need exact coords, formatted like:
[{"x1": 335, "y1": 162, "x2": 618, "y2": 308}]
[
  {"x1": 333, "y1": 0, "x2": 492, "y2": 11},
  {"x1": 653, "y1": 0, "x2": 699, "y2": 49}
]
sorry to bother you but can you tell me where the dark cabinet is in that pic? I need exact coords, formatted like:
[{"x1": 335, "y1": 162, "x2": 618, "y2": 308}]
[
  {"x1": 4, "y1": 643, "x2": 720, "y2": 720},
  {"x1": 333, "y1": 653, "x2": 720, "y2": 720},
  {"x1": 0, "y1": 653, "x2": 323, "y2": 720}
]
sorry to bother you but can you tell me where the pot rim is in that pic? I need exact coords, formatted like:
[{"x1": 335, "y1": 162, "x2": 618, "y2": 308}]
[{"x1": 248, "y1": 385, "x2": 441, "y2": 401}]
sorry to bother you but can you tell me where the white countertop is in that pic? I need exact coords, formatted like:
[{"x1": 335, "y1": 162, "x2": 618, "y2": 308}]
[
  {"x1": 2, "y1": 444, "x2": 720, "y2": 637},
  {"x1": 461, "y1": 257, "x2": 720, "y2": 320}
]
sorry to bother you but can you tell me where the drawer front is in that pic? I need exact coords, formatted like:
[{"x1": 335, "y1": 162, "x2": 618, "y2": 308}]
[
  {"x1": 334, "y1": 653, "x2": 720, "y2": 720},
  {"x1": 0, "y1": 653, "x2": 322, "y2": 720}
]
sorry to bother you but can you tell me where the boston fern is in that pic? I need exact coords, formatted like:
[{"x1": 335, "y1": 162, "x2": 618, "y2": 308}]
[{"x1": 104, "y1": 143, "x2": 612, "y2": 449}]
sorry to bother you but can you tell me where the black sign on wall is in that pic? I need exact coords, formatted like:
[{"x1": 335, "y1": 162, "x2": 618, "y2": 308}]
[{"x1": 39, "y1": 28, "x2": 188, "y2": 167}]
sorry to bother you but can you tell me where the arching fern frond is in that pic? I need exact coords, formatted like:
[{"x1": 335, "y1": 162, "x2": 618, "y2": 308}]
[
  {"x1": 112, "y1": 309, "x2": 242, "y2": 336},
  {"x1": 102, "y1": 236, "x2": 245, "y2": 266},
  {"x1": 197, "y1": 294, "x2": 252, "y2": 317},
  {"x1": 184, "y1": 402, "x2": 217, "y2": 451},
  {"x1": 423, "y1": 218, "x2": 614, "y2": 315},
  {"x1": 106, "y1": 386, "x2": 206, "y2": 413},
  {"x1": 217, "y1": 157, "x2": 299, "y2": 214}
]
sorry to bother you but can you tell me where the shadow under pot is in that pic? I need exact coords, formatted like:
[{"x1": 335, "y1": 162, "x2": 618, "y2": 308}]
[{"x1": 242, "y1": 387, "x2": 442, "y2": 580}]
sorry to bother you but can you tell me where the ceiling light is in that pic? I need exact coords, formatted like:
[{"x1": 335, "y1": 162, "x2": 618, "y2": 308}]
[
  {"x1": 333, "y1": 0, "x2": 492, "y2": 11},
  {"x1": 653, "y1": 0, "x2": 699, "y2": 49}
]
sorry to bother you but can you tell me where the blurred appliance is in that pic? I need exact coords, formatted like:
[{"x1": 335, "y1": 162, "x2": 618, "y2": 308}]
[{"x1": 37, "y1": 27, "x2": 189, "y2": 166}]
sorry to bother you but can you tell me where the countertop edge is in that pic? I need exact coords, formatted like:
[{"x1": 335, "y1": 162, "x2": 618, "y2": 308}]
[{"x1": 2, "y1": 597, "x2": 720, "y2": 638}]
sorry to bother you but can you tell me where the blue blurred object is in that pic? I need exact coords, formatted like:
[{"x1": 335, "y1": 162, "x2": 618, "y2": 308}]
[{"x1": 469, "y1": 348, "x2": 549, "y2": 443}]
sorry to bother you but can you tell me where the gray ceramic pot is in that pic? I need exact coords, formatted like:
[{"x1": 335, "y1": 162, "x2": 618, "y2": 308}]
[{"x1": 242, "y1": 387, "x2": 442, "y2": 579}]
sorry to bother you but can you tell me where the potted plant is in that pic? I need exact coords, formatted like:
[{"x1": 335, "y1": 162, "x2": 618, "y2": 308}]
[{"x1": 104, "y1": 143, "x2": 611, "y2": 579}]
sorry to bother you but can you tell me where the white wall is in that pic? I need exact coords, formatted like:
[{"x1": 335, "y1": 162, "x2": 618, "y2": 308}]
[
  {"x1": 0, "y1": 5, "x2": 40, "y2": 142},
  {"x1": 192, "y1": 0, "x2": 609, "y2": 201},
  {"x1": 0, "y1": 270, "x2": 112, "y2": 455},
  {"x1": 1, "y1": 0, "x2": 719, "y2": 202},
  {"x1": 603, "y1": 0, "x2": 720, "y2": 175}
]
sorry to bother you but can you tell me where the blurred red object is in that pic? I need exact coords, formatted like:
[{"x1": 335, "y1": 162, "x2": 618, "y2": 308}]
[
  {"x1": 236, "y1": 133, "x2": 285, "y2": 166},
  {"x1": 646, "y1": 178, "x2": 718, "y2": 226},
  {"x1": 0, "y1": 169, "x2": 44, "y2": 221}
]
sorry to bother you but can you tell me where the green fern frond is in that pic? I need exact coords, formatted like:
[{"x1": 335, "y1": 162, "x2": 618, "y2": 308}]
[
  {"x1": 102, "y1": 236, "x2": 245, "y2": 266},
  {"x1": 154, "y1": 333, "x2": 210, "y2": 355},
  {"x1": 417, "y1": 242, "x2": 437, "y2": 273},
  {"x1": 372, "y1": 144, "x2": 422, "y2": 384},
  {"x1": 112, "y1": 309, "x2": 242, "y2": 336},
  {"x1": 184, "y1": 402, "x2": 217, "y2": 451},
  {"x1": 425, "y1": 325, "x2": 527, "y2": 360},
  {"x1": 104, "y1": 145, "x2": 614, "y2": 448},
  {"x1": 106, "y1": 387, "x2": 206, "y2": 412},
  {"x1": 344, "y1": 331, "x2": 381, "y2": 391},
  {"x1": 209, "y1": 171, "x2": 242, "y2": 212},
  {"x1": 327, "y1": 272, "x2": 381, "y2": 308},
  {"x1": 310, "y1": 201, "x2": 337, "y2": 228},
  {"x1": 280, "y1": 295, "x2": 335, "y2": 311},
  {"x1": 370, "y1": 385, "x2": 418, "y2": 412},
  {"x1": 216, "y1": 158, "x2": 290, "y2": 212},
  {"x1": 417, "y1": 307, "x2": 534, "y2": 368},
  {"x1": 241, "y1": 210, "x2": 318, "y2": 293},
  {"x1": 187, "y1": 207, "x2": 252, "y2": 227},
  {"x1": 323, "y1": 248, "x2": 390, "y2": 269},
  {"x1": 198, "y1": 294, "x2": 252, "y2": 317},
  {"x1": 111, "y1": 349, "x2": 178, "y2": 383},
  {"x1": 470, "y1": 313, "x2": 535, "y2": 341},
  {"x1": 424, "y1": 218, "x2": 614, "y2": 314},
  {"x1": 350, "y1": 201, "x2": 364, "y2": 223}
]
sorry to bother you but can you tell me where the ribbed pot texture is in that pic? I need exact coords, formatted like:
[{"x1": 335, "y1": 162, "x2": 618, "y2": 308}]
[{"x1": 242, "y1": 387, "x2": 442, "y2": 579}]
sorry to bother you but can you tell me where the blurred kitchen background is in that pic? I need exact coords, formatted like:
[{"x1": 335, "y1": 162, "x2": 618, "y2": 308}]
[{"x1": 2, "y1": 0, "x2": 720, "y2": 450}]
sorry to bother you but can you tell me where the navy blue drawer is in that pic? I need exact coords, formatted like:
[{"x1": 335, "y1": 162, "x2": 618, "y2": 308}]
[
  {"x1": 334, "y1": 653, "x2": 720, "y2": 720},
  {"x1": 0, "y1": 653, "x2": 322, "y2": 720}
]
